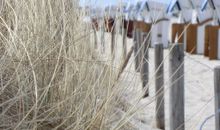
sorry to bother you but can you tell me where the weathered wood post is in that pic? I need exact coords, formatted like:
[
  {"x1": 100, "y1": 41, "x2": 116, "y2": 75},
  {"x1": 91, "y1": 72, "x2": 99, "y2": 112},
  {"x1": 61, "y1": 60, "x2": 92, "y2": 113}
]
[
  {"x1": 141, "y1": 32, "x2": 149, "y2": 97},
  {"x1": 140, "y1": 22, "x2": 151, "y2": 97},
  {"x1": 214, "y1": 66, "x2": 220, "y2": 130},
  {"x1": 94, "y1": 30, "x2": 98, "y2": 48},
  {"x1": 136, "y1": 27, "x2": 142, "y2": 72},
  {"x1": 133, "y1": 22, "x2": 140, "y2": 72},
  {"x1": 92, "y1": 19, "x2": 98, "y2": 49},
  {"x1": 111, "y1": 21, "x2": 116, "y2": 58},
  {"x1": 155, "y1": 43, "x2": 165, "y2": 129},
  {"x1": 169, "y1": 43, "x2": 185, "y2": 130},
  {"x1": 93, "y1": 27, "x2": 98, "y2": 49},
  {"x1": 122, "y1": 20, "x2": 127, "y2": 60},
  {"x1": 101, "y1": 19, "x2": 105, "y2": 53}
]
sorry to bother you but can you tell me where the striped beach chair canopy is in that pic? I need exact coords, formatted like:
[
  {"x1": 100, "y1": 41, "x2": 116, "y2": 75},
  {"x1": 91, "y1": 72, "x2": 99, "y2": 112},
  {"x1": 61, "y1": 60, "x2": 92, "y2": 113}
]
[
  {"x1": 189, "y1": 0, "x2": 213, "y2": 23},
  {"x1": 167, "y1": 0, "x2": 194, "y2": 23},
  {"x1": 193, "y1": 1, "x2": 213, "y2": 24},
  {"x1": 104, "y1": 5, "x2": 118, "y2": 18},
  {"x1": 90, "y1": 7, "x2": 105, "y2": 19},
  {"x1": 137, "y1": 0, "x2": 151, "y2": 22},
  {"x1": 123, "y1": 0, "x2": 140, "y2": 21},
  {"x1": 79, "y1": 0, "x2": 119, "y2": 19},
  {"x1": 124, "y1": 0, "x2": 171, "y2": 22},
  {"x1": 79, "y1": 0, "x2": 220, "y2": 23},
  {"x1": 202, "y1": 0, "x2": 220, "y2": 24},
  {"x1": 147, "y1": 0, "x2": 170, "y2": 22},
  {"x1": 134, "y1": 0, "x2": 147, "y2": 21}
]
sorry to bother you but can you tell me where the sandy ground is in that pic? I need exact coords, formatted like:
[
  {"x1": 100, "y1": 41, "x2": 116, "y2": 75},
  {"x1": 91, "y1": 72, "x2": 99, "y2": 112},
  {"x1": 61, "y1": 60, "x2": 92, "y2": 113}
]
[{"x1": 95, "y1": 31, "x2": 220, "y2": 130}]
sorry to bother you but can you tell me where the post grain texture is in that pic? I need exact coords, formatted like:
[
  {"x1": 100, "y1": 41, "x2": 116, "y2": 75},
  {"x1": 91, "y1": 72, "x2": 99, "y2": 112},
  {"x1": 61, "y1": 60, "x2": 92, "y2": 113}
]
[
  {"x1": 155, "y1": 43, "x2": 165, "y2": 129},
  {"x1": 214, "y1": 66, "x2": 220, "y2": 130},
  {"x1": 141, "y1": 32, "x2": 149, "y2": 97},
  {"x1": 136, "y1": 28, "x2": 142, "y2": 72},
  {"x1": 133, "y1": 27, "x2": 139, "y2": 72},
  {"x1": 101, "y1": 21, "x2": 105, "y2": 53},
  {"x1": 93, "y1": 27, "x2": 98, "y2": 49},
  {"x1": 122, "y1": 24, "x2": 127, "y2": 60},
  {"x1": 169, "y1": 43, "x2": 185, "y2": 130},
  {"x1": 111, "y1": 24, "x2": 116, "y2": 58}
]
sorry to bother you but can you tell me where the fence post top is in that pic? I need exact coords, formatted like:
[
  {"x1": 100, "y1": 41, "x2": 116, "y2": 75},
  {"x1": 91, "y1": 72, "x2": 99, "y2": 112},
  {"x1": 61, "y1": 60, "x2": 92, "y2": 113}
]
[
  {"x1": 214, "y1": 66, "x2": 220, "y2": 70},
  {"x1": 155, "y1": 42, "x2": 163, "y2": 45}
]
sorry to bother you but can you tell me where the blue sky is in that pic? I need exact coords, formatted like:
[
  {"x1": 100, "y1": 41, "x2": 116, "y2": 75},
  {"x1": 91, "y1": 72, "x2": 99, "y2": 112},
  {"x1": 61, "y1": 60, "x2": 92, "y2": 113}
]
[{"x1": 79, "y1": 0, "x2": 171, "y2": 7}]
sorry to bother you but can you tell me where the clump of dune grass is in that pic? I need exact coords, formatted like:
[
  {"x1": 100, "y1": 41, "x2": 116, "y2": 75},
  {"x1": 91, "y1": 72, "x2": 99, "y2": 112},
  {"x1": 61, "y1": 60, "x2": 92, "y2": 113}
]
[{"x1": 0, "y1": 0, "x2": 139, "y2": 130}]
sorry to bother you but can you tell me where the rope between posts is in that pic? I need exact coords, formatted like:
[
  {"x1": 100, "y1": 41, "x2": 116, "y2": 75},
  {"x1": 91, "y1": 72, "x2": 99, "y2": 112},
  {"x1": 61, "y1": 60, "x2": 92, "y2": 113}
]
[
  {"x1": 184, "y1": 53, "x2": 214, "y2": 71},
  {"x1": 199, "y1": 109, "x2": 220, "y2": 130}
]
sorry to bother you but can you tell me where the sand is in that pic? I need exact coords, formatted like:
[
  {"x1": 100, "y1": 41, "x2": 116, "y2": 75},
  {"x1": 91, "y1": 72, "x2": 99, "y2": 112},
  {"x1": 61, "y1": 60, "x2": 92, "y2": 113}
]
[{"x1": 95, "y1": 31, "x2": 219, "y2": 130}]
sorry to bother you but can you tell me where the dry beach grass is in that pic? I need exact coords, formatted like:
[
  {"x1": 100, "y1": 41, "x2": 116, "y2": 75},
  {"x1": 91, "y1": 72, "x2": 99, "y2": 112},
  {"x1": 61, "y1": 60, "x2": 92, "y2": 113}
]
[
  {"x1": 0, "y1": 0, "x2": 143, "y2": 129},
  {"x1": 1, "y1": 0, "x2": 219, "y2": 130}
]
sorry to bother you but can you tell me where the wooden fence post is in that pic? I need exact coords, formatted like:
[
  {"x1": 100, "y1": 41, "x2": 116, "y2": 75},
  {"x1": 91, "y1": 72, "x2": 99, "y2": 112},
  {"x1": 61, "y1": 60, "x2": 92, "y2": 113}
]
[
  {"x1": 93, "y1": 27, "x2": 98, "y2": 49},
  {"x1": 122, "y1": 24, "x2": 127, "y2": 60},
  {"x1": 133, "y1": 26, "x2": 139, "y2": 72},
  {"x1": 155, "y1": 43, "x2": 165, "y2": 129},
  {"x1": 101, "y1": 21, "x2": 105, "y2": 53},
  {"x1": 111, "y1": 23, "x2": 116, "y2": 59},
  {"x1": 136, "y1": 28, "x2": 141, "y2": 72},
  {"x1": 140, "y1": 22, "x2": 151, "y2": 97},
  {"x1": 141, "y1": 32, "x2": 149, "y2": 97},
  {"x1": 133, "y1": 21, "x2": 142, "y2": 72},
  {"x1": 92, "y1": 19, "x2": 98, "y2": 49},
  {"x1": 214, "y1": 66, "x2": 220, "y2": 130},
  {"x1": 169, "y1": 43, "x2": 185, "y2": 130}
]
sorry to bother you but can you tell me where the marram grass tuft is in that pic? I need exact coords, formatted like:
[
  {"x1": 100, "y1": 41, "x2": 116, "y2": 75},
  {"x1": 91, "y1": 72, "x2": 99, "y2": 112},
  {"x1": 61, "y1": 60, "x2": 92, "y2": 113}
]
[{"x1": 0, "y1": 0, "x2": 141, "y2": 130}]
